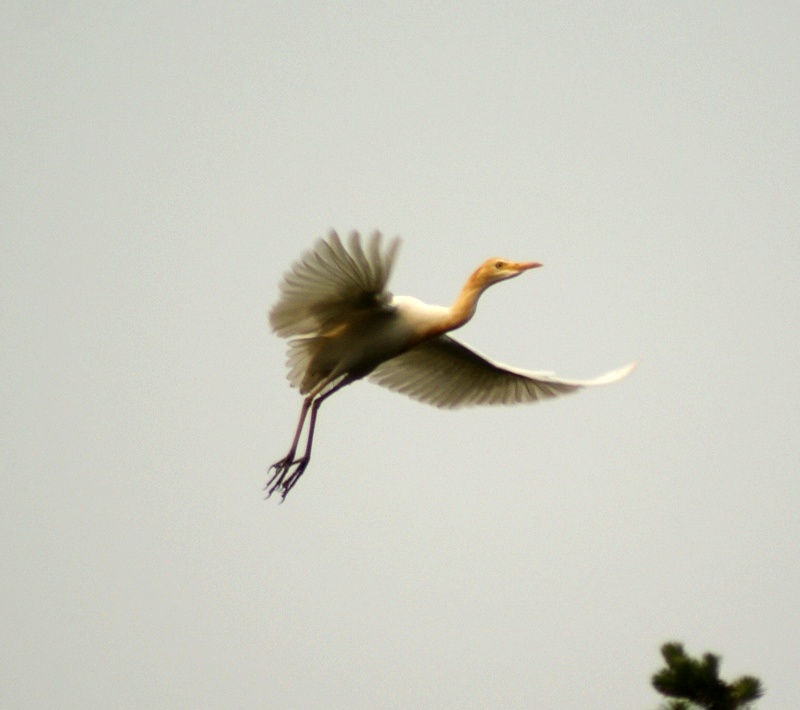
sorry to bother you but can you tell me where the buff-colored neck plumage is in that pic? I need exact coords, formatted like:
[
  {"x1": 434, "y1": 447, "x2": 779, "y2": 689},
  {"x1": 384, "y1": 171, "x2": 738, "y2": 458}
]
[{"x1": 429, "y1": 257, "x2": 542, "y2": 337}]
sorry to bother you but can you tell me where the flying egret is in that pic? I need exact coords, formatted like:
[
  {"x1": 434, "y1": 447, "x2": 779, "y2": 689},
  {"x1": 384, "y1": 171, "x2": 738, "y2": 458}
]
[{"x1": 267, "y1": 230, "x2": 636, "y2": 499}]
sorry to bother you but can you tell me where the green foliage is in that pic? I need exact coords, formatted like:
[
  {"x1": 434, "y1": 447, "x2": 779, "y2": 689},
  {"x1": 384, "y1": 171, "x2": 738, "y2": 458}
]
[{"x1": 652, "y1": 642, "x2": 763, "y2": 710}]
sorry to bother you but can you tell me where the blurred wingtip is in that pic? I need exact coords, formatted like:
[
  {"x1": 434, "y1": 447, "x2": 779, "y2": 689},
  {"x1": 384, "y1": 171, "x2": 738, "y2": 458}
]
[
  {"x1": 608, "y1": 360, "x2": 639, "y2": 383},
  {"x1": 585, "y1": 360, "x2": 639, "y2": 386}
]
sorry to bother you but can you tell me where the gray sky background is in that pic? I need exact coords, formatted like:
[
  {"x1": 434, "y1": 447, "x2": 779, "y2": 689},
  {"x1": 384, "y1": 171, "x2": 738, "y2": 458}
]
[{"x1": 3, "y1": 2, "x2": 798, "y2": 708}]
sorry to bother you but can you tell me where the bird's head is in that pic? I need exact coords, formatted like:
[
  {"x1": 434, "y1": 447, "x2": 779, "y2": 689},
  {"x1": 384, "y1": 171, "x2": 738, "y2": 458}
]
[{"x1": 469, "y1": 257, "x2": 542, "y2": 289}]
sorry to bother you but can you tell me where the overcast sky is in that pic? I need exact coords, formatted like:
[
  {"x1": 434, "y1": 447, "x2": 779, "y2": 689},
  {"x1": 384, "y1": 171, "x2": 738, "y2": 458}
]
[{"x1": 3, "y1": 2, "x2": 799, "y2": 708}]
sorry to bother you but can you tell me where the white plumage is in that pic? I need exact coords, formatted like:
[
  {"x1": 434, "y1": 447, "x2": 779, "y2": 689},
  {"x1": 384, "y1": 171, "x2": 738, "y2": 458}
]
[
  {"x1": 369, "y1": 335, "x2": 636, "y2": 408},
  {"x1": 267, "y1": 230, "x2": 636, "y2": 499}
]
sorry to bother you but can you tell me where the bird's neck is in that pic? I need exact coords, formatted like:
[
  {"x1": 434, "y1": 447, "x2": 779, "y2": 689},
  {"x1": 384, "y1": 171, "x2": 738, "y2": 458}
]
[
  {"x1": 435, "y1": 274, "x2": 488, "y2": 335},
  {"x1": 408, "y1": 271, "x2": 491, "y2": 344}
]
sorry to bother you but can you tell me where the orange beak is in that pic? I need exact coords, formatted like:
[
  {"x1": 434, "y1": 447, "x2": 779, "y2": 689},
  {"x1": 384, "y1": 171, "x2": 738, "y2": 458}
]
[{"x1": 515, "y1": 261, "x2": 543, "y2": 271}]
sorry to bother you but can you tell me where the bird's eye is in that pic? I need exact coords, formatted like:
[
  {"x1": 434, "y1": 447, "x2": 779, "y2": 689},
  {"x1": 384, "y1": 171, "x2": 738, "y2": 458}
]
[{"x1": 495, "y1": 261, "x2": 504, "y2": 269}]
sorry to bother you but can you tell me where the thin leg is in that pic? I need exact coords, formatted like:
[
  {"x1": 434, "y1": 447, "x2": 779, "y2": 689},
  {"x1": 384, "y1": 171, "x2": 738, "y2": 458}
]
[
  {"x1": 265, "y1": 395, "x2": 313, "y2": 498},
  {"x1": 278, "y1": 390, "x2": 329, "y2": 496},
  {"x1": 270, "y1": 379, "x2": 350, "y2": 500}
]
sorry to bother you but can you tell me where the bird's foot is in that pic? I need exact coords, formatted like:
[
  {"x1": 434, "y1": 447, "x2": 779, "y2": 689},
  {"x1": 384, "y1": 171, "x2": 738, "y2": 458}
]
[
  {"x1": 264, "y1": 456, "x2": 292, "y2": 499},
  {"x1": 280, "y1": 456, "x2": 310, "y2": 499},
  {"x1": 265, "y1": 454, "x2": 310, "y2": 501}
]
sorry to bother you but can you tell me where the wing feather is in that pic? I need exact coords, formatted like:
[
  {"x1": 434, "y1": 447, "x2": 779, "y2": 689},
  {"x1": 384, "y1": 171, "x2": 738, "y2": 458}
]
[
  {"x1": 269, "y1": 230, "x2": 400, "y2": 337},
  {"x1": 369, "y1": 335, "x2": 637, "y2": 409}
]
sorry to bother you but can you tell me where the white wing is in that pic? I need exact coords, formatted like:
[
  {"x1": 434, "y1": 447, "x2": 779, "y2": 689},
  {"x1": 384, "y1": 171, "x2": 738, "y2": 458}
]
[
  {"x1": 369, "y1": 335, "x2": 637, "y2": 409},
  {"x1": 270, "y1": 230, "x2": 401, "y2": 338}
]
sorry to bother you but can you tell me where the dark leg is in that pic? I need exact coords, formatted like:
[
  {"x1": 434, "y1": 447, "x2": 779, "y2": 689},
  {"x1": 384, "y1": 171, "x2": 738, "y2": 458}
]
[
  {"x1": 278, "y1": 390, "x2": 330, "y2": 497},
  {"x1": 270, "y1": 380, "x2": 350, "y2": 500},
  {"x1": 265, "y1": 395, "x2": 313, "y2": 499}
]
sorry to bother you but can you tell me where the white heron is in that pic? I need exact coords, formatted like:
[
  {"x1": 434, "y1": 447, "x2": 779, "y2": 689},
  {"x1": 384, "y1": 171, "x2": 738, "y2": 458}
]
[{"x1": 267, "y1": 230, "x2": 636, "y2": 499}]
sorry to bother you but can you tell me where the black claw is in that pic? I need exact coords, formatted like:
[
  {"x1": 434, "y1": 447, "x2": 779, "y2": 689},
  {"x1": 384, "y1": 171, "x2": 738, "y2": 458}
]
[{"x1": 265, "y1": 454, "x2": 310, "y2": 501}]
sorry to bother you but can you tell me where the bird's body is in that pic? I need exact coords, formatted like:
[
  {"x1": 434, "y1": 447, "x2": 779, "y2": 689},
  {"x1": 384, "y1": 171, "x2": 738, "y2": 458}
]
[
  {"x1": 390, "y1": 296, "x2": 452, "y2": 336},
  {"x1": 267, "y1": 230, "x2": 636, "y2": 499},
  {"x1": 294, "y1": 307, "x2": 414, "y2": 391}
]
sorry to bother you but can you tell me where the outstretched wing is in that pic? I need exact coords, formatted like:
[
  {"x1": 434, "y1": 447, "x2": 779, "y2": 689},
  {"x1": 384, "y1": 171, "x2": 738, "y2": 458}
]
[
  {"x1": 270, "y1": 230, "x2": 401, "y2": 338},
  {"x1": 369, "y1": 334, "x2": 637, "y2": 409}
]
